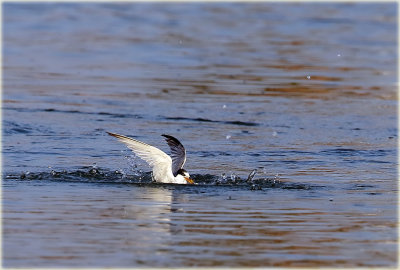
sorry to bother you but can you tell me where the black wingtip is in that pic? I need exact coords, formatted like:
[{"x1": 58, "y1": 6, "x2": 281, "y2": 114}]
[
  {"x1": 162, "y1": 134, "x2": 175, "y2": 140},
  {"x1": 162, "y1": 134, "x2": 181, "y2": 143},
  {"x1": 107, "y1": 132, "x2": 123, "y2": 139}
]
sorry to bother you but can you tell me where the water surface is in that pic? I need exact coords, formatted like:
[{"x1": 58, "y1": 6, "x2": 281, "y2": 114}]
[{"x1": 2, "y1": 2, "x2": 398, "y2": 267}]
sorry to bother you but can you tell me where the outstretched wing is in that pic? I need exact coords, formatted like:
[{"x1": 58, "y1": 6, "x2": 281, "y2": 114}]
[
  {"x1": 162, "y1": 134, "x2": 186, "y2": 176},
  {"x1": 108, "y1": 132, "x2": 172, "y2": 169}
]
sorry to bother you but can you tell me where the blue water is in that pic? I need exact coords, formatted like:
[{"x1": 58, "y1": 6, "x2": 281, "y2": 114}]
[{"x1": 2, "y1": 2, "x2": 398, "y2": 267}]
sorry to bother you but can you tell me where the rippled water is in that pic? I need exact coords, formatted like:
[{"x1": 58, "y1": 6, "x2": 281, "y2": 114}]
[{"x1": 2, "y1": 2, "x2": 398, "y2": 267}]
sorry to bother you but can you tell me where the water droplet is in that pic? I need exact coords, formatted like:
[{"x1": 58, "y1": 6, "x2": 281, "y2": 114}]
[
  {"x1": 226, "y1": 135, "x2": 231, "y2": 140},
  {"x1": 220, "y1": 173, "x2": 227, "y2": 183},
  {"x1": 89, "y1": 167, "x2": 99, "y2": 175},
  {"x1": 246, "y1": 169, "x2": 257, "y2": 182},
  {"x1": 222, "y1": 104, "x2": 227, "y2": 109}
]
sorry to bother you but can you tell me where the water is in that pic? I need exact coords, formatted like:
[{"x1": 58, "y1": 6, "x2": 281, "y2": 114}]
[{"x1": 2, "y1": 2, "x2": 398, "y2": 267}]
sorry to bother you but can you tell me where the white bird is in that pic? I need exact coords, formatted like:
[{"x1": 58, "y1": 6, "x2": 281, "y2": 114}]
[{"x1": 107, "y1": 132, "x2": 195, "y2": 184}]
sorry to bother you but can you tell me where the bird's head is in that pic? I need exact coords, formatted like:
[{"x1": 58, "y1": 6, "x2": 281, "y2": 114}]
[{"x1": 176, "y1": 168, "x2": 195, "y2": 184}]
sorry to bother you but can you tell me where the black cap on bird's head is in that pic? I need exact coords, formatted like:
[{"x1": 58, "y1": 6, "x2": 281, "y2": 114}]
[
  {"x1": 176, "y1": 168, "x2": 187, "y2": 176},
  {"x1": 176, "y1": 168, "x2": 194, "y2": 184}
]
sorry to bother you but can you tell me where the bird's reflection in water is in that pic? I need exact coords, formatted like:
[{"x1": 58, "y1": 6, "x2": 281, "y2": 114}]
[
  {"x1": 121, "y1": 186, "x2": 199, "y2": 258},
  {"x1": 122, "y1": 187, "x2": 174, "y2": 260}
]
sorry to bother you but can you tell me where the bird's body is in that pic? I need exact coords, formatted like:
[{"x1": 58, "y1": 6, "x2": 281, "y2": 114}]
[{"x1": 107, "y1": 132, "x2": 194, "y2": 184}]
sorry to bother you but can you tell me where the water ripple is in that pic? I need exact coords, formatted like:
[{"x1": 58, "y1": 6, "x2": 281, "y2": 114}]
[
  {"x1": 163, "y1": 116, "x2": 260, "y2": 126},
  {"x1": 3, "y1": 107, "x2": 143, "y2": 119},
  {"x1": 4, "y1": 167, "x2": 324, "y2": 191}
]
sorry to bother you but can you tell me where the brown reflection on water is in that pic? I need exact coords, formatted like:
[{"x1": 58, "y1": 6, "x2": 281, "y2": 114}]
[
  {"x1": 168, "y1": 201, "x2": 397, "y2": 267},
  {"x1": 3, "y1": 177, "x2": 397, "y2": 268}
]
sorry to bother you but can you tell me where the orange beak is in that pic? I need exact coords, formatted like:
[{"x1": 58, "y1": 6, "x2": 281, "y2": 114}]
[{"x1": 184, "y1": 176, "x2": 195, "y2": 184}]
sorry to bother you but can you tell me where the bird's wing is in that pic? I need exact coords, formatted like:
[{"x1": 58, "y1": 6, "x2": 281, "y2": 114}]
[
  {"x1": 161, "y1": 134, "x2": 186, "y2": 176},
  {"x1": 108, "y1": 132, "x2": 172, "y2": 168}
]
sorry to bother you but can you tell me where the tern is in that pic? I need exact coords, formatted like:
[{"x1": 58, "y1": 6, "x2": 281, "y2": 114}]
[{"x1": 107, "y1": 132, "x2": 195, "y2": 184}]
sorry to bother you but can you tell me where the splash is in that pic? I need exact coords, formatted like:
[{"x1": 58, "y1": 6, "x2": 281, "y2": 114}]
[{"x1": 5, "y1": 167, "x2": 319, "y2": 190}]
